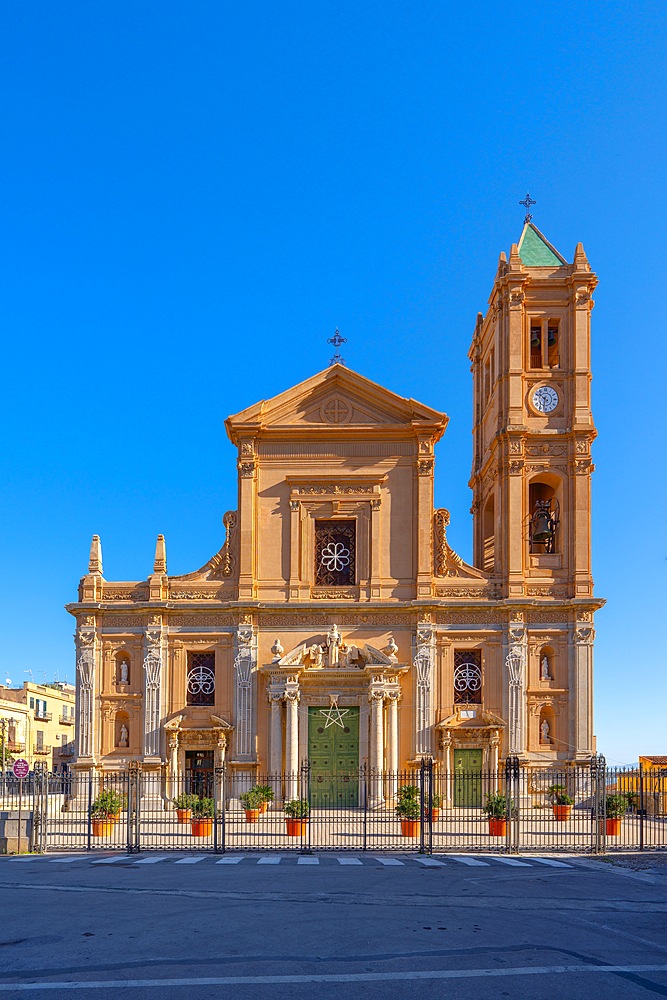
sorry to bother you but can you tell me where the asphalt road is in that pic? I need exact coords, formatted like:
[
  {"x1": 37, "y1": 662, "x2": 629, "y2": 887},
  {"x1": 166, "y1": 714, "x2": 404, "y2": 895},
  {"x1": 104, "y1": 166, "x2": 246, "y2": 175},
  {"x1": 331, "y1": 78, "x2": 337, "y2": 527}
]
[{"x1": 0, "y1": 851, "x2": 666, "y2": 999}]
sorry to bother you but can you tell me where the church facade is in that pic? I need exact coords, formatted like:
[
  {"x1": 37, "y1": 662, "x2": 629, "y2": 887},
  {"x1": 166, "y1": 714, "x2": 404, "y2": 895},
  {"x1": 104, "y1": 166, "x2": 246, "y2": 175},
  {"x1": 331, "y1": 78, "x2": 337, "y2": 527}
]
[{"x1": 67, "y1": 221, "x2": 603, "y2": 800}]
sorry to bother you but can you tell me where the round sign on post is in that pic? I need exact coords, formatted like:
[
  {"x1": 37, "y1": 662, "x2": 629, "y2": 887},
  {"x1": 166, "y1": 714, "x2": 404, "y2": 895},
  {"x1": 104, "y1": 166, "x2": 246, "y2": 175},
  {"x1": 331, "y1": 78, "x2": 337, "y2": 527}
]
[{"x1": 12, "y1": 759, "x2": 29, "y2": 780}]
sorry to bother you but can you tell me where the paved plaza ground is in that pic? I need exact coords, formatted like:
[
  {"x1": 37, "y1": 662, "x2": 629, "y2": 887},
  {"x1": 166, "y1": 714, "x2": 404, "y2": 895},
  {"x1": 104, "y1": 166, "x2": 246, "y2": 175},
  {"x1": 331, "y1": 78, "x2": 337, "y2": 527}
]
[{"x1": 0, "y1": 850, "x2": 665, "y2": 998}]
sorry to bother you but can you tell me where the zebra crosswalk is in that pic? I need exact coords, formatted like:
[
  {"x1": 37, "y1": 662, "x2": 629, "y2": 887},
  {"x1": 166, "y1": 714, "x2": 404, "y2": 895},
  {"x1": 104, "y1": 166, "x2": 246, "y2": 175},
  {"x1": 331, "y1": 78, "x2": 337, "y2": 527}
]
[{"x1": 5, "y1": 852, "x2": 576, "y2": 870}]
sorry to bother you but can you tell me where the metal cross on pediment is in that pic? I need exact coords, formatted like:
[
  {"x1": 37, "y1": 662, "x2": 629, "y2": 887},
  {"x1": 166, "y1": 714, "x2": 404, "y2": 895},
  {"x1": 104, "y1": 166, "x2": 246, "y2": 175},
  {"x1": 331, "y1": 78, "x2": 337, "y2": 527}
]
[
  {"x1": 327, "y1": 328, "x2": 347, "y2": 367},
  {"x1": 320, "y1": 697, "x2": 350, "y2": 729},
  {"x1": 519, "y1": 192, "x2": 536, "y2": 223}
]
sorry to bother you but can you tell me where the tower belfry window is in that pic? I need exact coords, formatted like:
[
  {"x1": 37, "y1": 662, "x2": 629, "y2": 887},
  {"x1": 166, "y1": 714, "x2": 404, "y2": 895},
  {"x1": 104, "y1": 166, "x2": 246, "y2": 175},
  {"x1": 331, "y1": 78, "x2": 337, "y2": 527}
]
[{"x1": 529, "y1": 319, "x2": 560, "y2": 370}]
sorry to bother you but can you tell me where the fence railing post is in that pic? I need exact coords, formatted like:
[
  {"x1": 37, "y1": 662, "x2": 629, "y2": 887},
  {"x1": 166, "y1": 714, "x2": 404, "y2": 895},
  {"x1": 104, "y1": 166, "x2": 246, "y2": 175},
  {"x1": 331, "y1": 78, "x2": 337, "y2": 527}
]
[
  {"x1": 86, "y1": 770, "x2": 93, "y2": 851},
  {"x1": 302, "y1": 760, "x2": 312, "y2": 854},
  {"x1": 31, "y1": 762, "x2": 47, "y2": 853},
  {"x1": 639, "y1": 763, "x2": 644, "y2": 851},
  {"x1": 591, "y1": 754, "x2": 605, "y2": 854},
  {"x1": 214, "y1": 765, "x2": 224, "y2": 854},
  {"x1": 127, "y1": 761, "x2": 140, "y2": 854},
  {"x1": 505, "y1": 755, "x2": 520, "y2": 854},
  {"x1": 362, "y1": 763, "x2": 368, "y2": 852}
]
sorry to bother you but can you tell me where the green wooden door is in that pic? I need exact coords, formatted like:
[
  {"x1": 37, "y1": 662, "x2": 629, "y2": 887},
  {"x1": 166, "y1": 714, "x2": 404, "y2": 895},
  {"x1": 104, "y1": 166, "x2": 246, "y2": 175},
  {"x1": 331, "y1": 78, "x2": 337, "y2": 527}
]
[
  {"x1": 453, "y1": 749, "x2": 483, "y2": 807},
  {"x1": 308, "y1": 706, "x2": 359, "y2": 807}
]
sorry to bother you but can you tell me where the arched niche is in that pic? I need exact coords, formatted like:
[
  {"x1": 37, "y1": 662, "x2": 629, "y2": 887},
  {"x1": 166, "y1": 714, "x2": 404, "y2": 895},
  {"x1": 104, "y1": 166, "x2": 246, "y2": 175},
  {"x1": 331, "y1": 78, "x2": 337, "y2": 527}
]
[
  {"x1": 115, "y1": 653, "x2": 130, "y2": 685},
  {"x1": 539, "y1": 645, "x2": 555, "y2": 682},
  {"x1": 115, "y1": 711, "x2": 130, "y2": 749},
  {"x1": 538, "y1": 705, "x2": 556, "y2": 748}
]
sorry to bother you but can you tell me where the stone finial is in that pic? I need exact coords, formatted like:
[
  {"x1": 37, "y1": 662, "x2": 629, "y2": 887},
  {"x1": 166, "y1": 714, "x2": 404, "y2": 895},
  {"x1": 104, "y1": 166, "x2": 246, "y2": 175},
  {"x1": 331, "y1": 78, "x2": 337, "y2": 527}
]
[
  {"x1": 271, "y1": 638, "x2": 284, "y2": 662},
  {"x1": 88, "y1": 534, "x2": 103, "y2": 575},
  {"x1": 573, "y1": 242, "x2": 590, "y2": 270},
  {"x1": 153, "y1": 534, "x2": 167, "y2": 574}
]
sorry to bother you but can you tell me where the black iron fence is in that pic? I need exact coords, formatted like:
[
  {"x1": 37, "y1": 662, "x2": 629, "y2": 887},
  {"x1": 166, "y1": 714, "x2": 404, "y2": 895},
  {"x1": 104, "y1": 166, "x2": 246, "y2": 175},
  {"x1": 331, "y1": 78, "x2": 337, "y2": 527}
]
[{"x1": 17, "y1": 757, "x2": 667, "y2": 854}]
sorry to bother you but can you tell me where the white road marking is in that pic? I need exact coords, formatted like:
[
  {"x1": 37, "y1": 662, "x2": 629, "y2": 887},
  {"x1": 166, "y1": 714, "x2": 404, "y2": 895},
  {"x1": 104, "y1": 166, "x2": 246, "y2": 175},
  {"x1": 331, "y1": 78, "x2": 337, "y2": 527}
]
[
  {"x1": 373, "y1": 857, "x2": 405, "y2": 866},
  {"x1": 445, "y1": 855, "x2": 490, "y2": 866},
  {"x1": 1, "y1": 965, "x2": 666, "y2": 989},
  {"x1": 336, "y1": 857, "x2": 362, "y2": 865},
  {"x1": 90, "y1": 855, "x2": 131, "y2": 865},
  {"x1": 297, "y1": 856, "x2": 319, "y2": 865},
  {"x1": 48, "y1": 856, "x2": 90, "y2": 863},
  {"x1": 215, "y1": 856, "x2": 245, "y2": 864},
  {"x1": 489, "y1": 856, "x2": 532, "y2": 867},
  {"x1": 133, "y1": 856, "x2": 170, "y2": 865},
  {"x1": 174, "y1": 856, "x2": 208, "y2": 864},
  {"x1": 525, "y1": 857, "x2": 572, "y2": 868},
  {"x1": 258, "y1": 856, "x2": 282, "y2": 864},
  {"x1": 414, "y1": 857, "x2": 446, "y2": 867}
]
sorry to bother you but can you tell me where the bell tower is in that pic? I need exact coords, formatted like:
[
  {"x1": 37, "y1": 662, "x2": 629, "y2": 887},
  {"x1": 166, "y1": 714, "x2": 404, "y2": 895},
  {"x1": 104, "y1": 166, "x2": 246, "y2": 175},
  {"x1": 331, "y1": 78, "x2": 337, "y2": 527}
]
[{"x1": 469, "y1": 218, "x2": 598, "y2": 601}]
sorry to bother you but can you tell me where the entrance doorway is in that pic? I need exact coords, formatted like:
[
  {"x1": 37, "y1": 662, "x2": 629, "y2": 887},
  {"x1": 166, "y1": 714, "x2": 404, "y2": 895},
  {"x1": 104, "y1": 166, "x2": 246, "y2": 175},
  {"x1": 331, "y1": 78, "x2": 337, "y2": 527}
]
[
  {"x1": 185, "y1": 750, "x2": 214, "y2": 798},
  {"x1": 453, "y1": 748, "x2": 482, "y2": 807},
  {"x1": 308, "y1": 706, "x2": 359, "y2": 807}
]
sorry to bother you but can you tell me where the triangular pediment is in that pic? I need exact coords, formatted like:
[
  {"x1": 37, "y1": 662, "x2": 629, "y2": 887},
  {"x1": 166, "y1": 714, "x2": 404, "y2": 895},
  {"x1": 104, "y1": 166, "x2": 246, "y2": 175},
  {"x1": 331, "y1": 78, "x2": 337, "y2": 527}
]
[{"x1": 226, "y1": 365, "x2": 447, "y2": 441}]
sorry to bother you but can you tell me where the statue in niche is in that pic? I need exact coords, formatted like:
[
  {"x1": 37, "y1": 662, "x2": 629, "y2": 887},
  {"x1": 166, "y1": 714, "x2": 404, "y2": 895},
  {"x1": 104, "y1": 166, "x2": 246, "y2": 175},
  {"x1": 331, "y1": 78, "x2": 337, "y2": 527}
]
[
  {"x1": 540, "y1": 719, "x2": 551, "y2": 744},
  {"x1": 119, "y1": 660, "x2": 129, "y2": 684},
  {"x1": 540, "y1": 656, "x2": 551, "y2": 681},
  {"x1": 326, "y1": 624, "x2": 341, "y2": 667},
  {"x1": 119, "y1": 723, "x2": 129, "y2": 748},
  {"x1": 309, "y1": 644, "x2": 324, "y2": 669}
]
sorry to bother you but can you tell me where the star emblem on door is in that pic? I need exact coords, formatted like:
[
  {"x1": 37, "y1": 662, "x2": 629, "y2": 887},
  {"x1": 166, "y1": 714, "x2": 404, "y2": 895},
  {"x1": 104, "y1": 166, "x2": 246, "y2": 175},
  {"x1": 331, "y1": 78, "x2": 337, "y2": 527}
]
[{"x1": 320, "y1": 703, "x2": 350, "y2": 729}]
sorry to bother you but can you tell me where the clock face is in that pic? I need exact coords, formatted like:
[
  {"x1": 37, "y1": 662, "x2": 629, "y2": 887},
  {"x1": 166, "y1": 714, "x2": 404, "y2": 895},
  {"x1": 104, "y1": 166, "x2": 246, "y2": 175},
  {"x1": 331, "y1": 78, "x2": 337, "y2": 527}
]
[{"x1": 531, "y1": 385, "x2": 559, "y2": 413}]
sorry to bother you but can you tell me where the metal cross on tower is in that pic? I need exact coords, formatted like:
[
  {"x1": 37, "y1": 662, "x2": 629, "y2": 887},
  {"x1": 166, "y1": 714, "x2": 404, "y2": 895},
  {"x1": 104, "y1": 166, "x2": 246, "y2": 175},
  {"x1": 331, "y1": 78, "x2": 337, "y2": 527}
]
[
  {"x1": 328, "y1": 328, "x2": 347, "y2": 367},
  {"x1": 519, "y1": 192, "x2": 536, "y2": 224}
]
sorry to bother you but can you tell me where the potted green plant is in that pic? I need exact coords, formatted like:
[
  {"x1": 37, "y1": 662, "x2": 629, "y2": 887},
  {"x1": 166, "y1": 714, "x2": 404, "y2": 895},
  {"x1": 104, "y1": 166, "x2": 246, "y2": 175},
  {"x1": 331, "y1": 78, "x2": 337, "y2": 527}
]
[
  {"x1": 90, "y1": 789, "x2": 123, "y2": 836},
  {"x1": 284, "y1": 798, "x2": 310, "y2": 836},
  {"x1": 240, "y1": 787, "x2": 264, "y2": 823},
  {"x1": 548, "y1": 784, "x2": 574, "y2": 821},
  {"x1": 605, "y1": 793, "x2": 631, "y2": 836},
  {"x1": 396, "y1": 785, "x2": 421, "y2": 837},
  {"x1": 190, "y1": 796, "x2": 215, "y2": 837},
  {"x1": 256, "y1": 784, "x2": 275, "y2": 813},
  {"x1": 173, "y1": 792, "x2": 199, "y2": 823},
  {"x1": 483, "y1": 791, "x2": 511, "y2": 837}
]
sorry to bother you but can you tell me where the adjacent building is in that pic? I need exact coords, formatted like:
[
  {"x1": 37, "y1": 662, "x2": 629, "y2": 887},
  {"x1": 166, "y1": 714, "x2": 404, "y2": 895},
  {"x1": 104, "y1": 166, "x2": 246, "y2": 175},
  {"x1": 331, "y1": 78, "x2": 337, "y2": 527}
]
[
  {"x1": 0, "y1": 682, "x2": 76, "y2": 772},
  {"x1": 67, "y1": 220, "x2": 603, "y2": 804}
]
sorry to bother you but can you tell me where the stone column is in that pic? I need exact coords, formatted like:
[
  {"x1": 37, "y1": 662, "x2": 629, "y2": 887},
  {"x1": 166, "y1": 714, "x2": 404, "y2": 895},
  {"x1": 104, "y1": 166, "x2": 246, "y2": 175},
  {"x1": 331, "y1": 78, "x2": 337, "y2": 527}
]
[
  {"x1": 142, "y1": 627, "x2": 163, "y2": 760},
  {"x1": 570, "y1": 624, "x2": 595, "y2": 759},
  {"x1": 234, "y1": 625, "x2": 257, "y2": 761},
  {"x1": 369, "y1": 690, "x2": 385, "y2": 807},
  {"x1": 440, "y1": 732, "x2": 453, "y2": 807},
  {"x1": 413, "y1": 620, "x2": 435, "y2": 758},
  {"x1": 386, "y1": 692, "x2": 399, "y2": 799},
  {"x1": 284, "y1": 689, "x2": 300, "y2": 802},
  {"x1": 506, "y1": 621, "x2": 527, "y2": 757},
  {"x1": 75, "y1": 628, "x2": 96, "y2": 763}
]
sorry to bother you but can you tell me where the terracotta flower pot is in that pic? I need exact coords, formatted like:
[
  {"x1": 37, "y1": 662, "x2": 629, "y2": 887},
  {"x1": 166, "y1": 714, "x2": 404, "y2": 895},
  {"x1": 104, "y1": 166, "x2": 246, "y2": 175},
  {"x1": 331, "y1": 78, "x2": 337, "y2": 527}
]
[
  {"x1": 285, "y1": 818, "x2": 308, "y2": 837},
  {"x1": 428, "y1": 808, "x2": 440, "y2": 823},
  {"x1": 260, "y1": 801, "x2": 269, "y2": 813},
  {"x1": 191, "y1": 818, "x2": 214, "y2": 837},
  {"x1": 245, "y1": 809, "x2": 261, "y2": 824},
  {"x1": 606, "y1": 817, "x2": 622, "y2": 836},
  {"x1": 553, "y1": 805, "x2": 572, "y2": 821},
  {"x1": 176, "y1": 809, "x2": 192, "y2": 824},
  {"x1": 488, "y1": 818, "x2": 507, "y2": 837},
  {"x1": 400, "y1": 819, "x2": 421, "y2": 838},
  {"x1": 91, "y1": 819, "x2": 115, "y2": 837}
]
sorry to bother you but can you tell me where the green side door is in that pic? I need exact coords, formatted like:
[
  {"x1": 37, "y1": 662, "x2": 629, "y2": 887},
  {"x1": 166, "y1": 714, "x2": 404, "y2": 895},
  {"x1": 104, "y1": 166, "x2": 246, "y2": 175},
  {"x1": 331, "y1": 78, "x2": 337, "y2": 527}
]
[
  {"x1": 308, "y1": 706, "x2": 359, "y2": 808},
  {"x1": 453, "y1": 749, "x2": 483, "y2": 808}
]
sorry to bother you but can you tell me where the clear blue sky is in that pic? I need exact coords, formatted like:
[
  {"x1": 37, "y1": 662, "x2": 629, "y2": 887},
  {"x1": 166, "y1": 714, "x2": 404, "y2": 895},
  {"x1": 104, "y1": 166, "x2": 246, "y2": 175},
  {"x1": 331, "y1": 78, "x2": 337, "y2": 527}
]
[{"x1": 1, "y1": 2, "x2": 664, "y2": 764}]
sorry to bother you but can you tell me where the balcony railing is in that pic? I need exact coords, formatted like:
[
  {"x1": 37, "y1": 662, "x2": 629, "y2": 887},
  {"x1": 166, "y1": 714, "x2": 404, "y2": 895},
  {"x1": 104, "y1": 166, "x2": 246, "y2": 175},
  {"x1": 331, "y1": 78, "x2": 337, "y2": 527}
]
[
  {"x1": 59, "y1": 714, "x2": 75, "y2": 725},
  {"x1": 34, "y1": 711, "x2": 52, "y2": 722},
  {"x1": 58, "y1": 745, "x2": 75, "y2": 757},
  {"x1": 6, "y1": 742, "x2": 25, "y2": 753},
  {"x1": 33, "y1": 744, "x2": 51, "y2": 755}
]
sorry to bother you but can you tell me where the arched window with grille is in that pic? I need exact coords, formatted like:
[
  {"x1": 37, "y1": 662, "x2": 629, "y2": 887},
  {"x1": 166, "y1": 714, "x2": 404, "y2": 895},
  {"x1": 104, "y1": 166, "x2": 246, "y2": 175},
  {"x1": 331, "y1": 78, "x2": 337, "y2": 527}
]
[
  {"x1": 186, "y1": 651, "x2": 216, "y2": 706},
  {"x1": 453, "y1": 650, "x2": 482, "y2": 705}
]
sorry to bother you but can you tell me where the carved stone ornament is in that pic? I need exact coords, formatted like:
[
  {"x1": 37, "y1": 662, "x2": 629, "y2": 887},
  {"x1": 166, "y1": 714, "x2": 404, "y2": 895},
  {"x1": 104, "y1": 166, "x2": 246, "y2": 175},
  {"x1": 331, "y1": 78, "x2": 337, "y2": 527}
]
[
  {"x1": 77, "y1": 631, "x2": 95, "y2": 647},
  {"x1": 575, "y1": 626, "x2": 595, "y2": 643},
  {"x1": 418, "y1": 459, "x2": 434, "y2": 476},
  {"x1": 311, "y1": 588, "x2": 355, "y2": 600},
  {"x1": 239, "y1": 462, "x2": 255, "y2": 478},
  {"x1": 77, "y1": 649, "x2": 95, "y2": 689},
  {"x1": 289, "y1": 500, "x2": 300, "y2": 511},
  {"x1": 144, "y1": 651, "x2": 161, "y2": 689},
  {"x1": 508, "y1": 440, "x2": 522, "y2": 455},
  {"x1": 508, "y1": 460, "x2": 524, "y2": 475}
]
